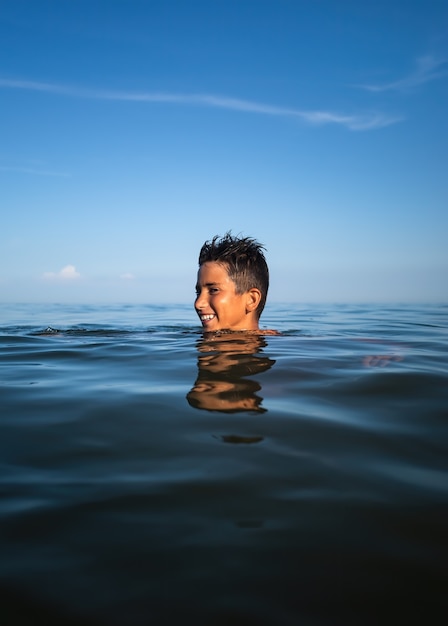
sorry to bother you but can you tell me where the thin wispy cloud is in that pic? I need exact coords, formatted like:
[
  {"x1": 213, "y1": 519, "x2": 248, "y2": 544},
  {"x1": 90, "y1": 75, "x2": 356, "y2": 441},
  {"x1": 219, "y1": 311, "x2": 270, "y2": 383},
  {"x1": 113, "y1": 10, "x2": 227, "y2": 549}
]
[
  {"x1": 0, "y1": 77, "x2": 399, "y2": 131},
  {"x1": 42, "y1": 265, "x2": 80, "y2": 280},
  {"x1": 360, "y1": 55, "x2": 448, "y2": 93}
]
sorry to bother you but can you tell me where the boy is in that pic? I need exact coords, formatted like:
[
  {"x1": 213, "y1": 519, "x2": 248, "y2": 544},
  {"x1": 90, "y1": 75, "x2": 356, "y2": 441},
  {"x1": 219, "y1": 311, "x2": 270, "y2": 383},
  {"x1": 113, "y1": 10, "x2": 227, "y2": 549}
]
[{"x1": 194, "y1": 233, "x2": 277, "y2": 334}]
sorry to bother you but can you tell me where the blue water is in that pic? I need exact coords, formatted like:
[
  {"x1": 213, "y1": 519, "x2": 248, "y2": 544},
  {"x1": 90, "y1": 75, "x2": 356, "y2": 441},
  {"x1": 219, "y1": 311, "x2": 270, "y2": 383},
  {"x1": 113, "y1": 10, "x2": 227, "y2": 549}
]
[{"x1": 1, "y1": 303, "x2": 447, "y2": 625}]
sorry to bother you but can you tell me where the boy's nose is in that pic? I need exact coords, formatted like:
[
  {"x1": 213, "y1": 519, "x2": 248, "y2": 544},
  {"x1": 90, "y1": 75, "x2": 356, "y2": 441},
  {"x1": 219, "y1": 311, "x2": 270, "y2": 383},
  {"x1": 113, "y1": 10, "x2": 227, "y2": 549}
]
[{"x1": 195, "y1": 291, "x2": 207, "y2": 309}]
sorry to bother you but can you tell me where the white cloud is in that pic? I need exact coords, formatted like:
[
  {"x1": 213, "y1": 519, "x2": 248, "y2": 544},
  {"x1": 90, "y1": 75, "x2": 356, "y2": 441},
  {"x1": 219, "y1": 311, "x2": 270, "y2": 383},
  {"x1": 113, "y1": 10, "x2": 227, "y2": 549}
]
[
  {"x1": 360, "y1": 55, "x2": 448, "y2": 93},
  {"x1": 120, "y1": 273, "x2": 135, "y2": 280},
  {"x1": 0, "y1": 77, "x2": 399, "y2": 131},
  {"x1": 42, "y1": 264, "x2": 80, "y2": 280}
]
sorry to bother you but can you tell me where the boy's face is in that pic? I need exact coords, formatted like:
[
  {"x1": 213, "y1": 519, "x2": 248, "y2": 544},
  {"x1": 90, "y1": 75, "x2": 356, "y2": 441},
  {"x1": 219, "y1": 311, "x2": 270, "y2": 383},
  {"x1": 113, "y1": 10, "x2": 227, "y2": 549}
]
[{"x1": 195, "y1": 261, "x2": 259, "y2": 331}]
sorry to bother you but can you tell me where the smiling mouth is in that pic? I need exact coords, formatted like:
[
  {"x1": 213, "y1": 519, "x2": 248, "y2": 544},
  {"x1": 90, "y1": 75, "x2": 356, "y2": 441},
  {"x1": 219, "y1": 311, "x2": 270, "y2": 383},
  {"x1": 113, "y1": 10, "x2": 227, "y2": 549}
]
[{"x1": 199, "y1": 314, "x2": 216, "y2": 324}]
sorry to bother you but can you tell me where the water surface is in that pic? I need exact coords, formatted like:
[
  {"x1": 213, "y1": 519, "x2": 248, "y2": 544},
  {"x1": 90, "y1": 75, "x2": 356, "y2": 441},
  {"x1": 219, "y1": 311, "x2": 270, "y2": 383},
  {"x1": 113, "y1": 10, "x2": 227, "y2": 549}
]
[{"x1": 1, "y1": 303, "x2": 447, "y2": 625}]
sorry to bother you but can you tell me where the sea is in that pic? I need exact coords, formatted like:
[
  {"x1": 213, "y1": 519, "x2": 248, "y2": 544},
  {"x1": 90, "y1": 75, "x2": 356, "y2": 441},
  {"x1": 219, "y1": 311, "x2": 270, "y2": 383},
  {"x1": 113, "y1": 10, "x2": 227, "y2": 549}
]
[{"x1": 1, "y1": 302, "x2": 447, "y2": 626}]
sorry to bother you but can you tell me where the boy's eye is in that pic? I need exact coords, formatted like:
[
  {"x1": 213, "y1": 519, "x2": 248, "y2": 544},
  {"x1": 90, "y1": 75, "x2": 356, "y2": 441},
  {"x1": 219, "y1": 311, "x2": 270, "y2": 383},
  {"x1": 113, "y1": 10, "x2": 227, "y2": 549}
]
[{"x1": 209, "y1": 288, "x2": 219, "y2": 294}]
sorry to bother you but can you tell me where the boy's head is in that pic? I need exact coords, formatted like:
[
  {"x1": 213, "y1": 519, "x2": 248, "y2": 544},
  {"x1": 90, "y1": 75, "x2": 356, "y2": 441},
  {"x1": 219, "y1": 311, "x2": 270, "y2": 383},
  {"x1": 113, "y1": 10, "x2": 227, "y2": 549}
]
[{"x1": 195, "y1": 233, "x2": 269, "y2": 331}]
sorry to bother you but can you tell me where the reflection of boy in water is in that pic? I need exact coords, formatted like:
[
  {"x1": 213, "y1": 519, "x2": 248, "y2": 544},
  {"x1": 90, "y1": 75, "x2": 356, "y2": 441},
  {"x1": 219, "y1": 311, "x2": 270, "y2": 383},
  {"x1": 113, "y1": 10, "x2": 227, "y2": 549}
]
[
  {"x1": 194, "y1": 233, "x2": 278, "y2": 334},
  {"x1": 187, "y1": 335, "x2": 276, "y2": 413},
  {"x1": 188, "y1": 376, "x2": 265, "y2": 413}
]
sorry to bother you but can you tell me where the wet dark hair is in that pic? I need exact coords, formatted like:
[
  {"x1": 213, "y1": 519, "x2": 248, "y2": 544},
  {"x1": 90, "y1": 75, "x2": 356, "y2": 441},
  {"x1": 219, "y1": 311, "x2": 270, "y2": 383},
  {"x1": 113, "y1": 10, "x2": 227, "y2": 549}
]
[{"x1": 198, "y1": 233, "x2": 269, "y2": 318}]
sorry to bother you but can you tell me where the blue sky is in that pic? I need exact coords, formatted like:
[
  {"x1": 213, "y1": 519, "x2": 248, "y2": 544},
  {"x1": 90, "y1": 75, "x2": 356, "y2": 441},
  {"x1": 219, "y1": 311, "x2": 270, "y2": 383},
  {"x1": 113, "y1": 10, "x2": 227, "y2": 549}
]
[{"x1": 1, "y1": 0, "x2": 447, "y2": 304}]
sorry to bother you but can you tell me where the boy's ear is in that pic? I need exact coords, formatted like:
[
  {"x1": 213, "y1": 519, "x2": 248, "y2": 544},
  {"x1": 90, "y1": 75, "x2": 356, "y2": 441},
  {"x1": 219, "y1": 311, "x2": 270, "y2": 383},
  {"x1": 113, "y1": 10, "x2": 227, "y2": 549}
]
[{"x1": 245, "y1": 288, "x2": 262, "y2": 313}]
